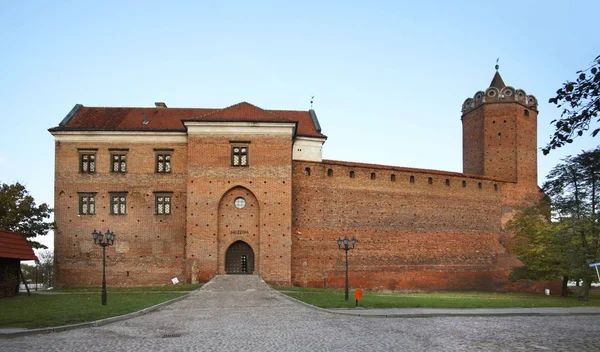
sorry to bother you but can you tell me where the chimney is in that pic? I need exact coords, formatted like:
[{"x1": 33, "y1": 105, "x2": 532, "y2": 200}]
[{"x1": 155, "y1": 102, "x2": 167, "y2": 108}]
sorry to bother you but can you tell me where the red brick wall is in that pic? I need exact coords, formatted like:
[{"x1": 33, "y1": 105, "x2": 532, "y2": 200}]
[
  {"x1": 291, "y1": 160, "x2": 523, "y2": 291},
  {"x1": 216, "y1": 187, "x2": 261, "y2": 274},
  {"x1": 462, "y1": 108, "x2": 484, "y2": 175},
  {"x1": 185, "y1": 134, "x2": 293, "y2": 285},
  {"x1": 53, "y1": 140, "x2": 188, "y2": 286},
  {"x1": 463, "y1": 102, "x2": 540, "y2": 264},
  {"x1": 54, "y1": 132, "x2": 295, "y2": 286},
  {"x1": 463, "y1": 103, "x2": 538, "y2": 191},
  {"x1": 515, "y1": 106, "x2": 539, "y2": 199}
]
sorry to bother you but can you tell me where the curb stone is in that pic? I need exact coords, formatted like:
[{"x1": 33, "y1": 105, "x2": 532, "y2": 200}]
[
  {"x1": 0, "y1": 291, "x2": 196, "y2": 339},
  {"x1": 274, "y1": 291, "x2": 600, "y2": 319},
  {"x1": 326, "y1": 310, "x2": 600, "y2": 318}
]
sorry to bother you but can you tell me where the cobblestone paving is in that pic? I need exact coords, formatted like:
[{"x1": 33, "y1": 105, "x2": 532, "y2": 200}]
[{"x1": 2, "y1": 276, "x2": 600, "y2": 351}]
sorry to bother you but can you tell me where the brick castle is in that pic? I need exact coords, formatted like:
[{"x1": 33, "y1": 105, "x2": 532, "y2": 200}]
[{"x1": 49, "y1": 68, "x2": 549, "y2": 291}]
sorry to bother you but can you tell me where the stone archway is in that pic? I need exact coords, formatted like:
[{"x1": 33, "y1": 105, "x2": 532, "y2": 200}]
[
  {"x1": 218, "y1": 186, "x2": 260, "y2": 275},
  {"x1": 225, "y1": 241, "x2": 255, "y2": 274}
]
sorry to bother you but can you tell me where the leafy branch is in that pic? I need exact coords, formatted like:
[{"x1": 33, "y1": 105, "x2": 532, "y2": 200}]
[{"x1": 544, "y1": 55, "x2": 600, "y2": 155}]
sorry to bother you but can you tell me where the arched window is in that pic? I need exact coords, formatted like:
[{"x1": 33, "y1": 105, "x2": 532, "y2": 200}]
[
  {"x1": 445, "y1": 179, "x2": 450, "y2": 186},
  {"x1": 410, "y1": 176, "x2": 415, "y2": 183},
  {"x1": 371, "y1": 173, "x2": 376, "y2": 180},
  {"x1": 462, "y1": 180, "x2": 467, "y2": 188},
  {"x1": 478, "y1": 182, "x2": 482, "y2": 189},
  {"x1": 391, "y1": 174, "x2": 396, "y2": 182},
  {"x1": 327, "y1": 169, "x2": 333, "y2": 177},
  {"x1": 350, "y1": 171, "x2": 355, "y2": 178},
  {"x1": 305, "y1": 167, "x2": 311, "y2": 176},
  {"x1": 428, "y1": 177, "x2": 433, "y2": 185}
]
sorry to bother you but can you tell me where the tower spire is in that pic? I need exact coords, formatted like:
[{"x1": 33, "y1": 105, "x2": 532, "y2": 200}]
[{"x1": 489, "y1": 58, "x2": 505, "y2": 89}]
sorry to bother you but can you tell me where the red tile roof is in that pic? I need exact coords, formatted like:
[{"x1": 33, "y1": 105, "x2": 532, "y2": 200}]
[
  {"x1": 0, "y1": 230, "x2": 38, "y2": 261},
  {"x1": 194, "y1": 102, "x2": 288, "y2": 121},
  {"x1": 49, "y1": 102, "x2": 326, "y2": 138}
]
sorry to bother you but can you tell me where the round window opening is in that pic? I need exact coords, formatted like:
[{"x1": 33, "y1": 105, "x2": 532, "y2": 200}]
[{"x1": 234, "y1": 197, "x2": 246, "y2": 209}]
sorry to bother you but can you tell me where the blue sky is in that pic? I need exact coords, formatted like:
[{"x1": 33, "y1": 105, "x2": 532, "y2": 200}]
[{"x1": 1, "y1": 1, "x2": 599, "y2": 251}]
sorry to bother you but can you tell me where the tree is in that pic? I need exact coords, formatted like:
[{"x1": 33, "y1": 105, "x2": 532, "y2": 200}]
[
  {"x1": 544, "y1": 55, "x2": 600, "y2": 155},
  {"x1": 543, "y1": 148, "x2": 600, "y2": 300},
  {"x1": 508, "y1": 147, "x2": 600, "y2": 300},
  {"x1": 37, "y1": 249, "x2": 54, "y2": 287},
  {"x1": 506, "y1": 199, "x2": 572, "y2": 296},
  {"x1": 0, "y1": 182, "x2": 53, "y2": 249},
  {"x1": 20, "y1": 263, "x2": 37, "y2": 284}
]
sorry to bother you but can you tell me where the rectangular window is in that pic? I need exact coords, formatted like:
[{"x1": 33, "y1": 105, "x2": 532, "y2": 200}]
[
  {"x1": 155, "y1": 193, "x2": 172, "y2": 215},
  {"x1": 110, "y1": 153, "x2": 127, "y2": 173},
  {"x1": 155, "y1": 152, "x2": 172, "y2": 173},
  {"x1": 78, "y1": 193, "x2": 96, "y2": 215},
  {"x1": 110, "y1": 193, "x2": 127, "y2": 215},
  {"x1": 79, "y1": 152, "x2": 96, "y2": 173},
  {"x1": 231, "y1": 143, "x2": 249, "y2": 166}
]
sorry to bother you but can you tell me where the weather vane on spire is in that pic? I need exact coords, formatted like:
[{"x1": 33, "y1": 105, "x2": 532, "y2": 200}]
[
  {"x1": 310, "y1": 96, "x2": 314, "y2": 109},
  {"x1": 495, "y1": 57, "x2": 500, "y2": 71}
]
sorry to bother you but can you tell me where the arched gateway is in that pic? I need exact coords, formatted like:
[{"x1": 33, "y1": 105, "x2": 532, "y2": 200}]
[
  {"x1": 218, "y1": 186, "x2": 260, "y2": 275},
  {"x1": 225, "y1": 241, "x2": 255, "y2": 274}
]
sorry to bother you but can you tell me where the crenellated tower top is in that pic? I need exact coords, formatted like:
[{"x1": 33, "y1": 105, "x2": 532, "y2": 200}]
[
  {"x1": 461, "y1": 65, "x2": 538, "y2": 190},
  {"x1": 461, "y1": 66, "x2": 538, "y2": 115}
]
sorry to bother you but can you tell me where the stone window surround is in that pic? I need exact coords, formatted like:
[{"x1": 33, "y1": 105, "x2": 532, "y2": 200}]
[
  {"x1": 109, "y1": 192, "x2": 128, "y2": 215},
  {"x1": 154, "y1": 148, "x2": 173, "y2": 173},
  {"x1": 230, "y1": 141, "x2": 250, "y2": 167},
  {"x1": 78, "y1": 192, "x2": 96, "y2": 215},
  {"x1": 109, "y1": 148, "x2": 128, "y2": 173},
  {"x1": 78, "y1": 148, "x2": 97, "y2": 174},
  {"x1": 155, "y1": 192, "x2": 173, "y2": 215}
]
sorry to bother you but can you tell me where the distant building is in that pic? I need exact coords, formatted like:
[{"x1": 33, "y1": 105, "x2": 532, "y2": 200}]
[
  {"x1": 49, "y1": 69, "x2": 550, "y2": 291},
  {"x1": 0, "y1": 230, "x2": 38, "y2": 297}
]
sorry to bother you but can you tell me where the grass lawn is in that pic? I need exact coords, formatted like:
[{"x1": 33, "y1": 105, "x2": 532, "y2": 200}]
[
  {"x1": 274, "y1": 286, "x2": 600, "y2": 309},
  {"x1": 1, "y1": 284, "x2": 201, "y2": 329}
]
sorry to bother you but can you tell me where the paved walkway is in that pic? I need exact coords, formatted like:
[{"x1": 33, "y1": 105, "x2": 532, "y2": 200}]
[{"x1": 2, "y1": 276, "x2": 600, "y2": 351}]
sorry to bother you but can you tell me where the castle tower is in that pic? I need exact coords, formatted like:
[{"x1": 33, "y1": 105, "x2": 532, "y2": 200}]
[{"x1": 461, "y1": 66, "x2": 539, "y2": 191}]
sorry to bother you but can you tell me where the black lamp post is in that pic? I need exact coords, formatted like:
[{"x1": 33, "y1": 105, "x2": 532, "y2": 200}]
[
  {"x1": 92, "y1": 229, "x2": 116, "y2": 305},
  {"x1": 337, "y1": 236, "x2": 357, "y2": 301}
]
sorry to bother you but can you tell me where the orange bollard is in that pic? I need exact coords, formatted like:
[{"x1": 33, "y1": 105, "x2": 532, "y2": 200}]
[{"x1": 355, "y1": 289, "x2": 362, "y2": 307}]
